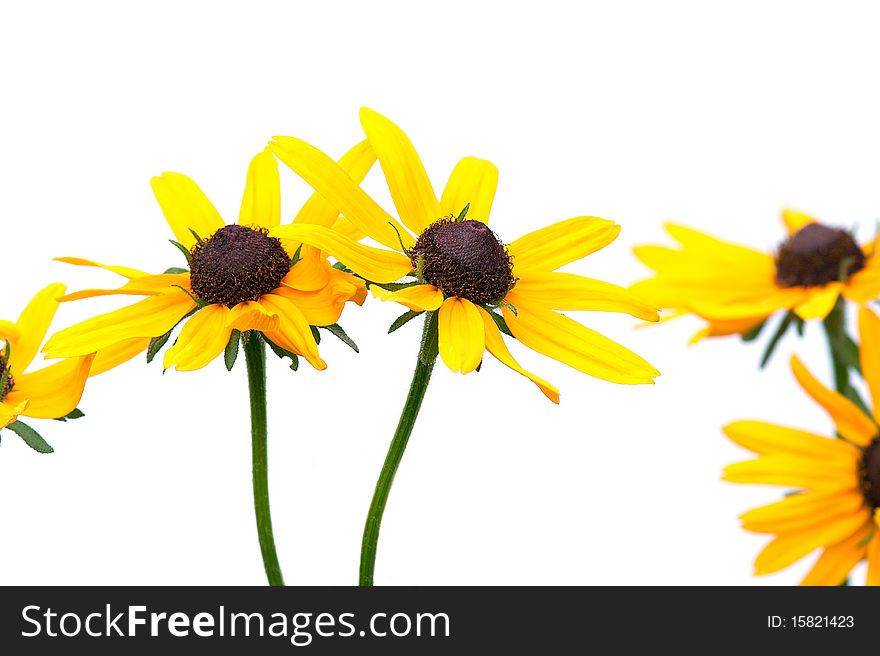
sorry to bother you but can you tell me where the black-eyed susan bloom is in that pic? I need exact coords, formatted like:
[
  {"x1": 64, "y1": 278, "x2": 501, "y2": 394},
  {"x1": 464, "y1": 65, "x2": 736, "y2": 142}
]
[
  {"x1": 43, "y1": 144, "x2": 375, "y2": 586},
  {"x1": 267, "y1": 108, "x2": 659, "y2": 585},
  {"x1": 723, "y1": 306, "x2": 880, "y2": 585},
  {"x1": 0, "y1": 284, "x2": 96, "y2": 453}
]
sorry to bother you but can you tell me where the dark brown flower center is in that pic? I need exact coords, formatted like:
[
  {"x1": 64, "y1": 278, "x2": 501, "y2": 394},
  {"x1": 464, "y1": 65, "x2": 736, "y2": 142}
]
[
  {"x1": 0, "y1": 353, "x2": 14, "y2": 401},
  {"x1": 861, "y1": 438, "x2": 880, "y2": 509},
  {"x1": 410, "y1": 218, "x2": 515, "y2": 305},
  {"x1": 774, "y1": 223, "x2": 865, "y2": 288},
  {"x1": 189, "y1": 225, "x2": 291, "y2": 307}
]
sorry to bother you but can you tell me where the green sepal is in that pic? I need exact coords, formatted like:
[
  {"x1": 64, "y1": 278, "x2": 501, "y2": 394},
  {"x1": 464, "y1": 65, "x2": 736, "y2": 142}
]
[
  {"x1": 289, "y1": 244, "x2": 303, "y2": 267},
  {"x1": 740, "y1": 320, "x2": 767, "y2": 343},
  {"x1": 224, "y1": 330, "x2": 241, "y2": 371},
  {"x1": 163, "y1": 267, "x2": 188, "y2": 275},
  {"x1": 188, "y1": 228, "x2": 203, "y2": 244},
  {"x1": 389, "y1": 310, "x2": 423, "y2": 334},
  {"x1": 310, "y1": 326, "x2": 321, "y2": 345},
  {"x1": 475, "y1": 359, "x2": 482, "y2": 372},
  {"x1": 262, "y1": 334, "x2": 300, "y2": 371},
  {"x1": 7, "y1": 420, "x2": 53, "y2": 454},
  {"x1": 759, "y1": 311, "x2": 795, "y2": 369},
  {"x1": 54, "y1": 408, "x2": 85, "y2": 422},
  {"x1": 146, "y1": 306, "x2": 202, "y2": 364},
  {"x1": 332, "y1": 262, "x2": 354, "y2": 274},
  {"x1": 172, "y1": 285, "x2": 208, "y2": 308},
  {"x1": 371, "y1": 280, "x2": 423, "y2": 293},
  {"x1": 486, "y1": 309, "x2": 514, "y2": 337},
  {"x1": 169, "y1": 240, "x2": 192, "y2": 264},
  {"x1": 455, "y1": 203, "x2": 470, "y2": 222},
  {"x1": 319, "y1": 323, "x2": 359, "y2": 353},
  {"x1": 794, "y1": 315, "x2": 806, "y2": 337},
  {"x1": 498, "y1": 301, "x2": 518, "y2": 317},
  {"x1": 389, "y1": 222, "x2": 411, "y2": 256}
]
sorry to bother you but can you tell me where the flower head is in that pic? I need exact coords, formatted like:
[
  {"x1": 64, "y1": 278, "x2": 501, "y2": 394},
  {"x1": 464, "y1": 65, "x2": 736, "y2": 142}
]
[
  {"x1": 270, "y1": 108, "x2": 660, "y2": 401},
  {"x1": 723, "y1": 306, "x2": 880, "y2": 585},
  {"x1": 43, "y1": 145, "x2": 374, "y2": 372}
]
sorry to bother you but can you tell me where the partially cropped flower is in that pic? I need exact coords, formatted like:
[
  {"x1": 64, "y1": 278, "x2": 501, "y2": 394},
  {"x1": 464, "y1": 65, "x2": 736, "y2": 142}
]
[
  {"x1": 44, "y1": 145, "x2": 373, "y2": 371},
  {"x1": 0, "y1": 284, "x2": 96, "y2": 451},
  {"x1": 631, "y1": 210, "x2": 880, "y2": 342},
  {"x1": 270, "y1": 107, "x2": 660, "y2": 402},
  {"x1": 723, "y1": 306, "x2": 880, "y2": 585}
]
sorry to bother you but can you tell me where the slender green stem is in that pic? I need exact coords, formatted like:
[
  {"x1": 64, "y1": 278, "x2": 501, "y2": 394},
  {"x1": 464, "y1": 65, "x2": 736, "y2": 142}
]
[
  {"x1": 359, "y1": 312, "x2": 439, "y2": 586},
  {"x1": 243, "y1": 332, "x2": 285, "y2": 586}
]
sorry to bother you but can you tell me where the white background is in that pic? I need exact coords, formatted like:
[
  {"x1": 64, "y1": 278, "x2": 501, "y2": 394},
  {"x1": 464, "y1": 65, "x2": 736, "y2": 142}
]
[{"x1": 1, "y1": 1, "x2": 879, "y2": 586}]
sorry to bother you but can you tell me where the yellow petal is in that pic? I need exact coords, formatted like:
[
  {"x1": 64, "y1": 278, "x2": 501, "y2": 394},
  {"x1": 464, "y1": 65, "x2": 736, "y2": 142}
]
[
  {"x1": 271, "y1": 271, "x2": 364, "y2": 326},
  {"x1": 329, "y1": 215, "x2": 365, "y2": 242},
  {"x1": 723, "y1": 420, "x2": 857, "y2": 460},
  {"x1": 868, "y1": 516, "x2": 880, "y2": 585},
  {"x1": 163, "y1": 305, "x2": 232, "y2": 372},
  {"x1": 439, "y1": 157, "x2": 498, "y2": 224},
  {"x1": 722, "y1": 454, "x2": 858, "y2": 490},
  {"x1": 793, "y1": 284, "x2": 842, "y2": 320},
  {"x1": 54, "y1": 256, "x2": 150, "y2": 279},
  {"x1": 0, "y1": 399, "x2": 29, "y2": 430},
  {"x1": 43, "y1": 292, "x2": 195, "y2": 358},
  {"x1": 508, "y1": 217, "x2": 620, "y2": 274},
  {"x1": 227, "y1": 301, "x2": 280, "y2": 332},
  {"x1": 791, "y1": 354, "x2": 877, "y2": 446},
  {"x1": 258, "y1": 295, "x2": 326, "y2": 370},
  {"x1": 239, "y1": 147, "x2": 280, "y2": 229},
  {"x1": 272, "y1": 224, "x2": 412, "y2": 284},
  {"x1": 689, "y1": 316, "x2": 766, "y2": 344},
  {"x1": 843, "y1": 254, "x2": 880, "y2": 303},
  {"x1": 7, "y1": 354, "x2": 94, "y2": 419},
  {"x1": 479, "y1": 307, "x2": 559, "y2": 403},
  {"x1": 503, "y1": 291, "x2": 659, "y2": 384},
  {"x1": 859, "y1": 306, "x2": 880, "y2": 423},
  {"x1": 270, "y1": 136, "x2": 413, "y2": 251},
  {"x1": 371, "y1": 284, "x2": 444, "y2": 312},
  {"x1": 10, "y1": 283, "x2": 65, "y2": 373},
  {"x1": 150, "y1": 172, "x2": 225, "y2": 248},
  {"x1": 740, "y1": 490, "x2": 865, "y2": 534},
  {"x1": 58, "y1": 273, "x2": 191, "y2": 302},
  {"x1": 360, "y1": 107, "x2": 440, "y2": 235},
  {"x1": 437, "y1": 297, "x2": 486, "y2": 374},
  {"x1": 89, "y1": 338, "x2": 151, "y2": 376},
  {"x1": 514, "y1": 272, "x2": 659, "y2": 321},
  {"x1": 0, "y1": 320, "x2": 21, "y2": 344},
  {"x1": 782, "y1": 208, "x2": 816, "y2": 235},
  {"x1": 282, "y1": 250, "x2": 331, "y2": 292},
  {"x1": 801, "y1": 521, "x2": 873, "y2": 585}
]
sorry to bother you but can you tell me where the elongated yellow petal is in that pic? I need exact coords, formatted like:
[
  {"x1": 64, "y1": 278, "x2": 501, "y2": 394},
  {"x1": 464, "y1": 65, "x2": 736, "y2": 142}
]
[
  {"x1": 239, "y1": 147, "x2": 280, "y2": 229},
  {"x1": 89, "y1": 338, "x2": 151, "y2": 376},
  {"x1": 44, "y1": 292, "x2": 195, "y2": 358},
  {"x1": 10, "y1": 283, "x2": 65, "y2": 373},
  {"x1": 503, "y1": 291, "x2": 659, "y2": 384},
  {"x1": 722, "y1": 454, "x2": 858, "y2": 489},
  {"x1": 0, "y1": 399, "x2": 29, "y2": 430},
  {"x1": 791, "y1": 354, "x2": 877, "y2": 446},
  {"x1": 859, "y1": 306, "x2": 880, "y2": 422},
  {"x1": 0, "y1": 321, "x2": 21, "y2": 344},
  {"x1": 272, "y1": 224, "x2": 412, "y2": 284},
  {"x1": 7, "y1": 354, "x2": 94, "y2": 419},
  {"x1": 259, "y1": 295, "x2": 326, "y2": 370},
  {"x1": 371, "y1": 284, "x2": 444, "y2": 312},
  {"x1": 479, "y1": 308, "x2": 559, "y2": 402},
  {"x1": 58, "y1": 273, "x2": 191, "y2": 302},
  {"x1": 723, "y1": 420, "x2": 857, "y2": 460},
  {"x1": 360, "y1": 107, "x2": 440, "y2": 235},
  {"x1": 514, "y1": 272, "x2": 659, "y2": 321},
  {"x1": 741, "y1": 491, "x2": 865, "y2": 534},
  {"x1": 689, "y1": 316, "x2": 766, "y2": 344},
  {"x1": 782, "y1": 208, "x2": 816, "y2": 235},
  {"x1": 508, "y1": 217, "x2": 620, "y2": 274},
  {"x1": 54, "y1": 257, "x2": 150, "y2": 279},
  {"x1": 440, "y1": 157, "x2": 498, "y2": 224},
  {"x1": 801, "y1": 521, "x2": 872, "y2": 585},
  {"x1": 843, "y1": 255, "x2": 880, "y2": 303},
  {"x1": 163, "y1": 305, "x2": 232, "y2": 372},
  {"x1": 330, "y1": 215, "x2": 365, "y2": 242},
  {"x1": 270, "y1": 136, "x2": 413, "y2": 251},
  {"x1": 438, "y1": 297, "x2": 485, "y2": 374},
  {"x1": 227, "y1": 301, "x2": 280, "y2": 332},
  {"x1": 793, "y1": 284, "x2": 842, "y2": 320},
  {"x1": 868, "y1": 514, "x2": 880, "y2": 585},
  {"x1": 150, "y1": 172, "x2": 225, "y2": 248}
]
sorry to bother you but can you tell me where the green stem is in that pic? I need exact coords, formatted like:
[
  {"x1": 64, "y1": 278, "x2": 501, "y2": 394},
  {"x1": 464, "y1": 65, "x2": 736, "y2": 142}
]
[
  {"x1": 243, "y1": 332, "x2": 285, "y2": 586},
  {"x1": 359, "y1": 312, "x2": 439, "y2": 586}
]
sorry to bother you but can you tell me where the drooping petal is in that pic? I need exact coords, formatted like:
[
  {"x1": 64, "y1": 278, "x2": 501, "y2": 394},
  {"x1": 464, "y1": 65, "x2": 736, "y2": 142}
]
[
  {"x1": 782, "y1": 208, "x2": 816, "y2": 235},
  {"x1": 438, "y1": 297, "x2": 486, "y2": 374},
  {"x1": 239, "y1": 147, "x2": 280, "y2": 229},
  {"x1": 801, "y1": 521, "x2": 873, "y2": 586},
  {"x1": 270, "y1": 136, "x2": 413, "y2": 251},
  {"x1": 150, "y1": 172, "x2": 225, "y2": 248},
  {"x1": 43, "y1": 292, "x2": 195, "y2": 358},
  {"x1": 440, "y1": 157, "x2": 498, "y2": 224},
  {"x1": 58, "y1": 273, "x2": 191, "y2": 302},
  {"x1": 843, "y1": 254, "x2": 880, "y2": 303},
  {"x1": 508, "y1": 217, "x2": 620, "y2": 274},
  {"x1": 89, "y1": 338, "x2": 152, "y2": 376},
  {"x1": 272, "y1": 224, "x2": 412, "y2": 283},
  {"x1": 479, "y1": 307, "x2": 559, "y2": 403},
  {"x1": 10, "y1": 283, "x2": 65, "y2": 373},
  {"x1": 371, "y1": 284, "x2": 444, "y2": 312},
  {"x1": 723, "y1": 421, "x2": 857, "y2": 460},
  {"x1": 282, "y1": 251, "x2": 331, "y2": 292},
  {"x1": 514, "y1": 272, "x2": 659, "y2": 321},
  {"x1": 791, "y1": 355, "x2": 877, "y2": 447},
  {"x1": 258, "y1": 295, "x2": 326, "y2": 370},
  {"x1": 859, "y1": 306, "x2": 880, "y2": 422},
  {"x1": 0, "y1": 399, "x2": 29, "y2": 430},
  {"x1": 503, "y1": 291, "x2": 659, "y2": 384},
  {"x1": 360, "y1": 107, "x2": 440, "y2": 235},
  {"x1": 270, "y1": 273, "x2": 363, "y2": 327},
  {"x1": 227, "y1": 301, "x2": 280, "y2": 332},
  {"x1": 793, "y1": 284, "x2": 842, "y2": 320},
  {"x1": 163, "y1": 305, "x2": 232, "y2": 372},
  {"x1": 7, "y1": 354, "x2": 94, "y2": 419},
  {"x1": 54, "y1": 256, "x2": 150, "y2": 279}
]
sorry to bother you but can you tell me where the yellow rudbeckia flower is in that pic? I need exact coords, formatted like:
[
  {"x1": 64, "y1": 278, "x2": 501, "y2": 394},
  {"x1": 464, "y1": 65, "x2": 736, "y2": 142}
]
[
  {"x1": 270, "y1": 108, "x2": 660, "y2": 401},
  {"x1": 723, "y1": 306, "x2": 880, "y2": 585},
  {"x1": 0, "y1": 284, "x2": 95, "y2": 451}
]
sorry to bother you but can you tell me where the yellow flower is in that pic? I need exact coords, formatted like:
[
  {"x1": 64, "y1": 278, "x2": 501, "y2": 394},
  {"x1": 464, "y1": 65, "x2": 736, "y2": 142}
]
[
  {"x1": 631, "y1": 210, "x2": 880, "y2": 341},
  {"x1": 0, "y1": 284, "x2": 94, "y2": 430},
  {"x1": 43, "y1": 145, "x2": 374, "y2": 371},
  {"x1": 269, "y1": 108, "x2": 660, "y2": 401},
  {"x1": 723, "y1": 306, "x2": 880, "y2": 585}
]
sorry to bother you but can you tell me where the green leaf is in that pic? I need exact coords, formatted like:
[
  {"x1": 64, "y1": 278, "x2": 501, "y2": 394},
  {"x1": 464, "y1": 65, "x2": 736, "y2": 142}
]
[
  {"x1": 389, "y1": 310, "x2": 423, "y2": 333},
  {"x1": 332, "y1": 262, "x2": 354, "y2": 274},
  {"x1": 263, "y1": 335, "x2": 300, "y2": 371},
  {"x1": 486, "y1": 310, "x2": 514, "y2": 337},
  {"x1": 54, "y1": 408, "x2": 85, "y2": 422},
  {"x1": 169, "y1": 239, "x2": 192, "y2": 264},
  {"x1": 289, "y1": 244, "x2": 303, "y2": 267},
  {"x1": 224, "y1": 330, "x2": 241, "y2": 371},
  {"x1": 794, "y1": 315, "x2": 805, "y2": 337},
  {"x1": 455, "y1": 203, "x2": 470, "y2": 222},
  {"x1": 838, "y1": 334, "x2": 862, "y2": 374},
  {"x1": 7, "y1": 420, "x2": 53, "y2": 454},
  {"x1": 147, "y1": 331, "x2": 173, "y2": 363},
  {"x1": 740, "y1": 320, "x2": 767, "y2": 343},
  {"x1": 163, "y1": 267, "x2": 188, "y2": 275},
  {"x1": 320, "y1": 323, "x2": 359, "y2": 353},
  {"x1": 310, "y1": 326, "x2": 321, "y2": 345},
  {"x1": 759, "y1": 312, "x2": 794, "y2": 369}
]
